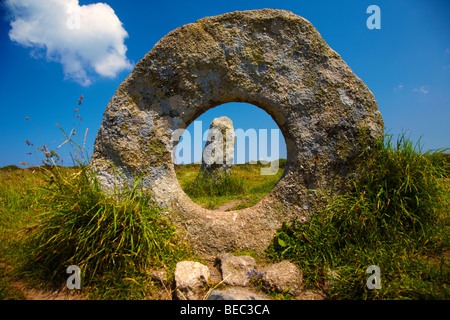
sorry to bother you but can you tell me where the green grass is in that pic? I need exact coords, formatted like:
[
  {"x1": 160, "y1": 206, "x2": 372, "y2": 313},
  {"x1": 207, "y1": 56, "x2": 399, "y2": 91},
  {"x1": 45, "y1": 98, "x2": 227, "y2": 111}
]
[
  {"x1": 266, "y1": 134, "x2": 449, "y2": 299},
  {"x1": 1, "y1": 104, "x2": 194, "y2": 299},
  {"x1": 1, "y1": 104, "x2": 448, "y2": 300},
  {"x1": 0, "y1": 159, "x2": 282, "y2": 299},
  {"x1": 0, "y1": 164, "x2": 193, "y2": 300},
  {"x1": 184, "y1": 170, "x2": 248, "y2": 198},
  {"x1": 175, "y1": 160, "x2": 285, "y2": 210},
  {"x1": 32, "y1": 166, "x2": 191, "y2": 286},
  {"x1": 0, "y1": 167, "x2": 46, "y2": 300}
]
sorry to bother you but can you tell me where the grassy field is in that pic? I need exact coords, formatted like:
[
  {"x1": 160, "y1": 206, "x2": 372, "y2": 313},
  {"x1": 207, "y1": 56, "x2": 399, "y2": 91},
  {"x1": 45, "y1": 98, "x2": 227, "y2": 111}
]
[
  {"x1": 0, "y1": 166, "x2": 45, "y2": 299},
  {"x1": 0, "y1": 134, "x2": 449, "y2": 300},
  {"x1": 267, "y1": 135, "x2": 450, "y2": 299},
  {"x1": 0, "y1": 165, "x2": 193, "y2": 299},
  {"x1": 175, "y1": 160, "x2": 285, "y2": 210},
  {"x1": 0, "y1": 161, "x2": 283, "y2": 300}
]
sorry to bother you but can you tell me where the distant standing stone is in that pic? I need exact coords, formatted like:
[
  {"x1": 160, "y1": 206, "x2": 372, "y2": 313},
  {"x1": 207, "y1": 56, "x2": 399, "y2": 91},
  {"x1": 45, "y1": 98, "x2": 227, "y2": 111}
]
[{"x1": 201, "y1": 116, "x2": 235, "y2": 177}]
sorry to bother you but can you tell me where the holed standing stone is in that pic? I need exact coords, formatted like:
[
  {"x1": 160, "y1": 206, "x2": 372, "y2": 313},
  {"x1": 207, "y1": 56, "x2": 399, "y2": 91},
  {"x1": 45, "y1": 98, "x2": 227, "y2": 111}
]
[{"x1": 90, "y1": 9, "x2": 384, "y2": 257}]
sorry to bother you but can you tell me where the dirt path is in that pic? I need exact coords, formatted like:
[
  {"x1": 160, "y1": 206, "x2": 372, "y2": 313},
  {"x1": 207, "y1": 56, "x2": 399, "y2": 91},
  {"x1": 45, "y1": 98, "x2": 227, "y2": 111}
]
[
  {"x1": 12, "y1": 281, "x2": 84, "y2": 300},
  {"x1": 216, "y1": 199, "x2": 248, "y2": 211},
  {"x1": 1, "y1": 261, "x2": 84, "y2": 300}
]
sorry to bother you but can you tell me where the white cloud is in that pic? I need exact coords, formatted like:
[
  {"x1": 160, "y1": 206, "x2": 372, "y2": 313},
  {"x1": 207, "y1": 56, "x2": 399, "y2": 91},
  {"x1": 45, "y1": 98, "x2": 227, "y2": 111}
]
[
  {"x1": 6, "y1": 0, "x2": 133, "y2": 86},
  {"x1": 393, "y1": 83, "x2": 403, "y2": 92},
  {"x1": 413, "y1": 85, "x2": 429, "y2": 94}
]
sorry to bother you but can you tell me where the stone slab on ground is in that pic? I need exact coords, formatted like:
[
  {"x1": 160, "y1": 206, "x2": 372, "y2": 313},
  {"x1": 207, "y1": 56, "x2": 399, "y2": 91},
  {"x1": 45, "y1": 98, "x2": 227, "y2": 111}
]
[{"x1": 207, "y1": 287, "x2": 270, "y2": 300}]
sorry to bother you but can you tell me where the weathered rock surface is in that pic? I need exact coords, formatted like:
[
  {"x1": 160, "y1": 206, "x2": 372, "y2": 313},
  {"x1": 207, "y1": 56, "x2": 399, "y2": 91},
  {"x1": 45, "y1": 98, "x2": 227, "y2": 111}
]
[
  {"x1": 201, "y1": 116, "x2": 235, "y2": 177},
  {"x1": 174, "y1": 261, "x2": 210, "y2": 300},
  {"x1": 216, "y1": 253, "x2": 257, "y2": 287},
  {"x1": 172, "y1": 256, "x2": 326, "y2": 300},
  {"x1": 91, "y1": 9, "x2": 384, "y2": 257},
  {"x1": 259, "y1": 261, "x2": 303, "y2": 296},
  {"x1": 207, "y1": 287, "x2": 270, "y2": 300}
]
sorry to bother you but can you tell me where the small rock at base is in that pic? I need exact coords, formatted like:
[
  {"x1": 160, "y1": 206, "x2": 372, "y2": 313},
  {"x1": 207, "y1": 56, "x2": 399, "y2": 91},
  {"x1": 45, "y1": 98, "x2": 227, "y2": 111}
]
[
  {"x1": 175, "y1": 261, "x2": 210, "y2": 300},
  {"x1": 259, "y1": 261, "x2": 303, "y2": 296},
  {"x1": 216, "y1": 253, "x2": 257, "y2": 287},
  {"x1": 207, "y1": 287, "x2": 270, "y2": 300}
]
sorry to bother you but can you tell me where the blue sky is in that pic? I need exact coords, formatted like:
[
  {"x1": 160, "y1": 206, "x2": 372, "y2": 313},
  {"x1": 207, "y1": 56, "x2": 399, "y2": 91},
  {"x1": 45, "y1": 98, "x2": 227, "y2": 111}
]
[{"x1": 0, "y1": 0, "x2": 449, "y2": 167}]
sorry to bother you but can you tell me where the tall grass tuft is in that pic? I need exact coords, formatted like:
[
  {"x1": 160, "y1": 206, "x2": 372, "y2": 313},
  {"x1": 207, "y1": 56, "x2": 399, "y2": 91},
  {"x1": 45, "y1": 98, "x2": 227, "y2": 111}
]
[
  {"x1": 183, "y1": 170, "x2": 248, "y2": 198},
  {"x1": 267, "y1": 133, "x2": 449, "y2": 299},
  {"x1": 25, "y1": 166, "x2": 190, "y2": 288},
  {"x1": 19, "y1": 97, "x2": 192, "y2": 298}
]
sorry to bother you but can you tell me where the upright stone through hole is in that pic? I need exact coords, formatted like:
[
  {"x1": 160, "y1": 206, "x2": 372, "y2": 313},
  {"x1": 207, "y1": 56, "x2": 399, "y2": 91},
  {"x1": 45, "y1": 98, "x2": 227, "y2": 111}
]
[
  {"x1": 200, "y1": 115, "x2": 235, "y2": 178},
  {"x1": 174, "y1": 102, "x2": 287, "y2": 211}
]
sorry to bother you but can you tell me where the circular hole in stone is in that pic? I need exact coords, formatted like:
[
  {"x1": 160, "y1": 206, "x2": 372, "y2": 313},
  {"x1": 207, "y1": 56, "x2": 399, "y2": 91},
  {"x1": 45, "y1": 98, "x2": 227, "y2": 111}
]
[{"x1": 174, "y1": 102, "x2": 287, "y2": 211}]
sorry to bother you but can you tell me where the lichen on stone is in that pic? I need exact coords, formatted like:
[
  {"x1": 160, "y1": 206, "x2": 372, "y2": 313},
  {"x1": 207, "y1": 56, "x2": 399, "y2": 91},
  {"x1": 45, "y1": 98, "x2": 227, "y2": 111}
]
[{"x1": 90, "y1": 9, "x2": 383, "y2": 257}]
